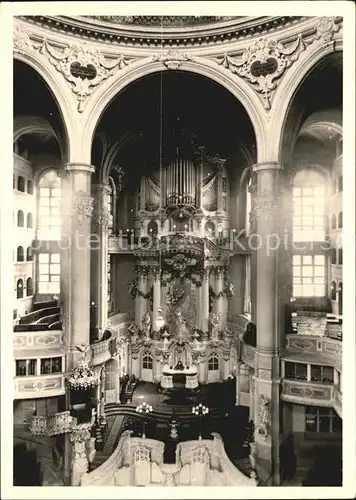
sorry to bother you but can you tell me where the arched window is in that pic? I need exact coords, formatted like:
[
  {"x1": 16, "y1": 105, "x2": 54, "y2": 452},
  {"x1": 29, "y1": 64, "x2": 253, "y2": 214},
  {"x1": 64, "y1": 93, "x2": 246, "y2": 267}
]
[
  {"x1": 204, "y1": 221, "x2": 215, "y2": 237},
  {"x1": 27, "y1": 213, "x2": 33, "y2": 228},
  {"x1": 208, "y1": 353, "x2": 219, "y2": 371},
  {"x1": 27, "y1": 180, "x2": 34, "y2": 195},
  {"x1": 38, "y1": 170, "x2": 61, "y2": 240},
  {"x1": 26, "y1": 247, "x2": 33, "y2": 261},
  {"x1": 16, "y1": 279, "x2": 23, "y2": 299},
  {"x1": 17, "y1": 246, "x2": 24, "y2": 262},
  {"x1": 338, "y1": 248, "x2": 343, "y2": 265},
  {"x1": 293, "y1": 254, "x2": 325, "y2": 297},
  {"x1": 293, "y1": 170, "x2": 326, "y2": 242},
  {"x1": 17, "y1": 210, "x2": 24, "y2": 227},
  {"x1": 142, "y1": 353, "x2": 153, "y2": 370},
  {"x1": 331, "y1": 248, "x2": 337, "y2": 265},
  {"x1": 26, "y1": 277, "x2": 33, "y2": 297},
  {"x1": 331, "y1": 214, "x2": 337, "y2": 230},
  {"x1": 17, "y1": 176, "x2": 25, "y2": 192},
  {"x1": 147, "y1": 220, "x2": 158, "y2": 236},
  {"x1": 331, "y1": 281, "x2": 337, "y2": 301},
  {"x1": 338, "y1": 211, "x2": 343, "y2": 229}
]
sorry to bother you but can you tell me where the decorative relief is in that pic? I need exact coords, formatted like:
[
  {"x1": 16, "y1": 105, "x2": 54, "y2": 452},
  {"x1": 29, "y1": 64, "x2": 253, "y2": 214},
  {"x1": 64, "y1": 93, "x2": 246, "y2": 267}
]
[
  {"x1": 93, "y1": 207, "x2": 110, "y2": 229},
  {"x1": 152, "y1": 49, "x2": 194, "y2": 70},
  {"x1": 314, "y1": 17, "x2": 341, "y2": 43},
  {"x1": 257, "y1": 395, "x2": 271, "y2": 440},
  {"x1": 217, "y1": 35, "x2": 306, "y2": 109},
  {"x1": 40, "y1": 40, "x2": 128, "y2": 111},
  {"x1": 258, "y1": 369, "x2": 271, "y2": 380},
  {"x1": 251, "y1": 196, "x2": 279, "y2": 221},
  {"x1": 13, "y1": 23, "x2": 33, "y2": 52},
  {"x1": 70, "y1": 190, "x2": 94, "y2": 223}
]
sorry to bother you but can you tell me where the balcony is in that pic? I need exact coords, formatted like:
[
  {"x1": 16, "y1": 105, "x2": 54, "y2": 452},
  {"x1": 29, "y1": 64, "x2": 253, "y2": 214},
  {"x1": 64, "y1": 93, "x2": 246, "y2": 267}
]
[
  {"x1": 14, "y1": 372, "x2": 65, "y2": 399},
  {"x1": 284, "y1": 334, "x2": 342, "y2": 371},
  {"x1": 91, "y1": 331, "x2": 114, "y2": 366},
  {"x1": 30, "y1": 410, "x2": 74, "y2": 436},
  {"x1": 281, "y1": 379, "x2": 334, "y2": 407},
  {"x1": 14, "y1": 330, "x2": 63, "y2": 350}
]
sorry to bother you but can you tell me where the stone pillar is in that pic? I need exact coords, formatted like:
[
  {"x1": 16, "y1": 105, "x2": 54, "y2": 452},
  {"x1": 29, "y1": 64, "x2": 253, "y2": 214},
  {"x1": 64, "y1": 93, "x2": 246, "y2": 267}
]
[
  {"x1": 135, "y1": 269, "x2": 147, "y2": 326},
  {"x1": 235, "y1": 362, "x2": 241, "y2": 406},
  {"x1": 91, "y1": 183, "x2": 111, "y2": 337},
  {"x1": 251, "y1": 162, "x2": 282, "y2": 486},
  {"x1": 70, "y1": 425, "x2": 91, "y2": 486},
  {"x1": 60, "y1": 163, "x2": 95, "y2": 370},
  {"x1": 152, "y1": 270, "x2": 161, "y2": 332},
  {"x1": 201, "y1": 270, "x2": 210, "y2": 333}
]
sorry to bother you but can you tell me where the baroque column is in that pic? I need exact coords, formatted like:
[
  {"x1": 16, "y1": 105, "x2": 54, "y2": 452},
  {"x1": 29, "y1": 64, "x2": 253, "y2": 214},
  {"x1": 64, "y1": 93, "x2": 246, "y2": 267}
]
[
  {"x1": 151, "y1": 268, "x2": 161, "y2": 332},
  {"x1": 90, "y1": 183, "x2": 111, "y2": 337},
  {"x1": 251, "y1": 162, "x2": 282, "y2": 485},
  {"x1": 135, "y1": 266, "x2": 148, "y2": 327},
  {"x1": 215, "y1": 267, "x2": 225, "y2": 327},
  {"x1": 60, "y1": 163, "x2": 95, "y2": 370},
  {"x1": 201, "y1": 269, "x2": 210, "y2": 333}
]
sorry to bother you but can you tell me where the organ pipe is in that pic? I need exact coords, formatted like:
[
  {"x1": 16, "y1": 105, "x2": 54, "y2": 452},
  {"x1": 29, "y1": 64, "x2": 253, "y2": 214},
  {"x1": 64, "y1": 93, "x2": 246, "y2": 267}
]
[{"x1": 165, "y1": 154, "x2": 197, "y2": 207}]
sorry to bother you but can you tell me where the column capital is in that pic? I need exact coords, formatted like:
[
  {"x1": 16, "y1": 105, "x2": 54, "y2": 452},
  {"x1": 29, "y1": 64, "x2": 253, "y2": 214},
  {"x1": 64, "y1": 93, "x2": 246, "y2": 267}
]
[
  {"x1": 252, "y1": 162, "x2": 283, "y2": 173},
  {"x1": 65, "y1": 163, "x2": 96, "y2": 175},
  {"x1": 92, "y1": 182, "x2": 112, "y2": 195}
]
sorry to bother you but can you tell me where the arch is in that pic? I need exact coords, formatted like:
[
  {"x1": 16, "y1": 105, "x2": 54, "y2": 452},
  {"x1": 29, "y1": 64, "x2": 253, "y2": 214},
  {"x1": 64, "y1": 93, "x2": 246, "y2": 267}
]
[
  {"x1": 17, "y1": 176, "x2": 25, "y2": 192},
  {"x1": 17, "y1": 210, "x2": 24, "y2": 227},
  {"x1": 147, "y1": 220, "x2": 158, "y2": 236},
  {"x1": 17, "y1": 246, "x2": 24, "y2": 262},
  {"x1": 83, "y1": 58, "x2": 266, "y2": 166},
  {"x1": 26, "y1": 212, "x2": 33, "y2": 228},
  {"x1": 13, "y1": 115, "x2": 58, "y2": 144},
  {"x1": 268, "y1": 41, "x2": 342, "y2": 160},
  {"x1": 142, "y1": 352, "x2": 153, "y2": 370},
  {"x1": 204, "y1": 220, "x2": 215, "y2": 237},
  {"x1": 14, "y1": 51, "x2": 74, "y2": 160},
  {"x1": 16, "y1": 279, "x2": 24, "y2": 299},
  {"x1": 26, "y1": 277, "x2": 33, "y2": 297},
  {"x1": 208, "y1": 352, "x2": 219, "y2": 371}
]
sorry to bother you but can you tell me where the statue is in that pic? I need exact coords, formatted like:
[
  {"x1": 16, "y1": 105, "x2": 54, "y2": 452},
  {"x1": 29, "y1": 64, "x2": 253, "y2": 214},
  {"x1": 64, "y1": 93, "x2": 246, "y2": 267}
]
[
  {"x1": 210, "y1": 313, "x2": 221, "y2": 341},
  {"x1": 128, "y1": 322, "x2": 139, "y2": 341},
  {"x1": 141, "y1": 312, "x2": 151, "y2": 339}
]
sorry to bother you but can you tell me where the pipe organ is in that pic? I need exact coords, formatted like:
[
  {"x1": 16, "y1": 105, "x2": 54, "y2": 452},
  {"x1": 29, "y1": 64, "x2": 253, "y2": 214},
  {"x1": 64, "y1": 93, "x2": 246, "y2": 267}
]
[{"x1": 165, "y1": 153, "x2": 197, "y2": 208}]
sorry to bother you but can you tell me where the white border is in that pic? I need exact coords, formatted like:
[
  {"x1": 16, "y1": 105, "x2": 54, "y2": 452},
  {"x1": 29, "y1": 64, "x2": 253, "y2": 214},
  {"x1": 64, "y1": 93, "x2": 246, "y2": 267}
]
[{"x1": 1, "y1": 2, "x2": 355, "y2": 499}]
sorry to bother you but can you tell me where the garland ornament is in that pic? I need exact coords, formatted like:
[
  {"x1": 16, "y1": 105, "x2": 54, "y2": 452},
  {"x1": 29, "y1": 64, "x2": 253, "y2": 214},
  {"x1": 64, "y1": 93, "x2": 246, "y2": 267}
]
[
  {"x1": 217, "y1": 35, "x2": 305, "y2": 110},
  {"x1": 40, "y1": 40, "x2": 128, "y2": 112}
]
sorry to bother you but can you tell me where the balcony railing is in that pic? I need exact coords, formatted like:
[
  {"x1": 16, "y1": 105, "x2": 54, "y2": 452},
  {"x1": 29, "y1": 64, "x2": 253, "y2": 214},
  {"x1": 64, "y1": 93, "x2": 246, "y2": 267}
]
[
  {"x1": 284, "y1": 334, "x2": 342, "y2": 369},
  {"x1": 14, "y1": 330, "x2": 63, "y2": 350},
  {"x1": 30, "y1": 410, "x2": 74, "y2": 436},
  {"x1": 91, "y1": 334, "x2": 113, "y2": 366},
  {"x1": 281, "y1": 379, "x2": 334, "y2": 407},
  {"x1": 14, "y1": 373, "x2": 65, "y2": 399}
]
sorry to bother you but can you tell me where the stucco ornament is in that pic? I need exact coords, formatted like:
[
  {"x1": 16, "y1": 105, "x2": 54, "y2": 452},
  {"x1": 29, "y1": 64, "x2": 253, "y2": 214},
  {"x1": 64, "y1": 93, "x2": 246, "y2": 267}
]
[
  {"x1": 314, "y1": 17, "x2": 341, "y2": 43},
  {"x1": 218, "y1": 35, "x2": 306, "y2": 110},
  {"x1": 152, "y1": 49, "x2": 194, "y2": 70},
  {"x1": 257, "y1": 395, "x2": 271, "y2": 440},
  {"x1": 40, "y1": 40, "x2": 128, "y2": 111},
  {"x1": 70, "y1": 190, "x2": 94, "y2": 223},
  {"x1": 13, "y1": 23, "x2": 34, "y2": 52}
]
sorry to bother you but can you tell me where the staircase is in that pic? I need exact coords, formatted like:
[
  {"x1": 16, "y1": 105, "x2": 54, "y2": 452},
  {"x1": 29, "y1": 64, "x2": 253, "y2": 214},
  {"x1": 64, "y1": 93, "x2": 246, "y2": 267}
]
[{"x1": 103, "y1": 415, "x2": 125, "y2": 454}]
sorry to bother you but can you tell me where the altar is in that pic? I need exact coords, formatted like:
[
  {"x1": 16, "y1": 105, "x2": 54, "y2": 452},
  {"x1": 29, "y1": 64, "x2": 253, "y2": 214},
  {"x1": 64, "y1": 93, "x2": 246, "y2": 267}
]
[{"x1": 161, "y1": 364, "x2": 199, "y2": 390}]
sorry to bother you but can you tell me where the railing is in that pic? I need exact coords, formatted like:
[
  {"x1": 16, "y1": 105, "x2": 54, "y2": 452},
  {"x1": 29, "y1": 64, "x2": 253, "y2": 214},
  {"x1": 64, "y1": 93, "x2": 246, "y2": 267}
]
[
  {"x1": 13, "y1": 330, "x2": 63, "y2": 350},
  {"x1": 210, "y1": 433, "x2": 257, "y2": 486},
  {"x1": 30, "y1": 410, "x2": 74, "y2": 436},
  {"x1": 81, "y1": 430, "x2": 133, "y2": 486},
  {"x1": 284, "y1": 334, "x2": 342, "y2": 369},
  {"x1": 91, "y1": 332, "x2": 113, "y2": 366},
  {"x1": 281, "y1": 379, "x2": 334, "y2": 407},
  {"x1": 14, "y1": 373, "x2": 65, "y2": 399}
]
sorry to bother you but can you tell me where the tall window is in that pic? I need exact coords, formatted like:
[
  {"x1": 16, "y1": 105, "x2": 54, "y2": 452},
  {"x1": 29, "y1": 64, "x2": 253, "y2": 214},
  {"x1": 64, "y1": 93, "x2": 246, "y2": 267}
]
[
  {"x1": 27, "y1": 213, "x2": 33, "y2": 228},
  {"x1": 293, "y1": 170, "x2": 326, "y2": 242},
  {"x1": 17, "y1": 210, "x2": 24, "y2": 227},
  {"x1": 331, "y1": 248, "x2": 337, "y2": 265},
  {"x1": 208, "y1": 353, "x2": 219, "y2": 371},
  {"x1": 38, "y1": 253, "x2": 60, "y2": 294},
  {"x1": 38, "y1": 170, "x2": 61, "y2": 240},
  {"x1": 338, "y1": 211, "x2": 343, "y2": 229},
  {"x1": 26, "y1": 247, "x2": 33, "y2": 261},
  {"x1": 17, "y1": 176, "x2": 25, "y2": 192},
  {"x1": 17, "y1": 246, "x2": 24, "y2": 262},
  {"x1": 338, "y1": 248, "x2": 343, "y2": 265},
  {"x1": 293, "y1": 255, "x2": 325, "y2": 297},
  {"x1": 16, "y1": 279, "x2": 23, "y2": 299},
  {"x1": 142, "y1": 353, "x2": 153, "y2": 370},
  {"x1": 27, "y1": 180, "x2": 34, "y2": 195},
  {"x1": 26, "y1": 277, "x2": 33, "y2": 297}
]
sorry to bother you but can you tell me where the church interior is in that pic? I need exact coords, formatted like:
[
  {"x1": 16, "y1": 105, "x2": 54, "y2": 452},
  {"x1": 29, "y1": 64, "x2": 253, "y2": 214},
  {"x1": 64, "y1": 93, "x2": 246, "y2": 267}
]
[{"x1": 11, "y1": 14, "x2": 345, "y2": 488}]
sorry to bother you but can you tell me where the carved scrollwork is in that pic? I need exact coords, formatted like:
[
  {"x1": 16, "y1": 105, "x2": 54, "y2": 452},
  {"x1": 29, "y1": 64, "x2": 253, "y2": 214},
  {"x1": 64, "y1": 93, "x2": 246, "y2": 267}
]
[
  {"x1": 13, "y1": 23, "x2": 34, "y2": 52},
  {"x1": 217, "y1": 35, "x2": 306, "y2": 109},
  {"x1": 152, "y1": 49, "x2": 194, "y2": 70},
  {"x1": 70, "y1": 190, "x2": 94, "y2": 224},
  {"x1": 251, "y1": 195, "x2": 279, "y2": 222},
  {"x1": 40, "y1": 40, "x2": 128, "y2": 111},
  {"x1": 257, "y1": 395, "x2": 271, "y2": 440},
  {"x1": 93, "y1": 207, "x2": 110, "y2": 229}
]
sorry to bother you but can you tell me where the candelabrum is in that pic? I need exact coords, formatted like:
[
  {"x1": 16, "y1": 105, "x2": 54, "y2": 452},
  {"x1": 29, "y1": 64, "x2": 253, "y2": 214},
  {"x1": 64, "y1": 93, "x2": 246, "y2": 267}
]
[
  {"x1": 135, "y1": 402, "x2": 153, "y2": 439},
  {"x1": 192, "y1": 403, "x2": 209, "y2": 440}
]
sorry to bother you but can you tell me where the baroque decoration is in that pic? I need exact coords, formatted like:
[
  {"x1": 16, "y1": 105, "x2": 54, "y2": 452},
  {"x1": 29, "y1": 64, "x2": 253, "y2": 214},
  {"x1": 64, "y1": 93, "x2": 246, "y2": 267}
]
[
  {"x1": 69, "y1": 190, "x2": 94, "y2": 224},
  {"x1": 217, "y1": 35, "x2": 306, "y2": 110},
  {"x1": 152, "y1": 49, "x2": 194, "y2": 70},
  {"x1": 40, "y1": 40, "x2": 128, "y2": 112},
  {"x1": 257, "y1": 395, "x2": 271, "y2": 440},
  {"x1": 66, "y1": 345, "x2": 99, "y2": 390}
]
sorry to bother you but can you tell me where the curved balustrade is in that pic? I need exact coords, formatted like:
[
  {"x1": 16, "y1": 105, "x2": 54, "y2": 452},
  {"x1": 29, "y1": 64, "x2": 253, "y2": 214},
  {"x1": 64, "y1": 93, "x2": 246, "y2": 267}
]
[
  {"x1": 284, "y1": 334, "x2": 342, "y2": 370},
  {"x1": 30, "y1": 410, "x2": 74, "y2": 436},
  {"x1": 14, "y1": 330, "x2": 63, "y2": 350},
  {"x1": 91, "y1": 332, "x2": 113, "y2": 366},
  {"x1": 14, "y1": 373, "x2": 65, "y2": 399}
]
